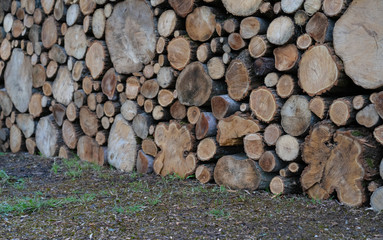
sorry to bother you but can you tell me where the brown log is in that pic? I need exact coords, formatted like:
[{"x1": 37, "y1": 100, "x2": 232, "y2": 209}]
[
  {"x1": 186, "y1": 6, "x2": 215, "y2": 42},
  {"x1": 92, "y1": 8, "x2": 105, "y2": 39},
  {"x1": 333, "y1": 0, "x2": 383, "y2": 89},
  {"x1": 214, "y1": 154, "x2": 274, "y2": 190},
  {"x1": 228, "y1": 33, "x2": 246, "y2": 51},
  {"x1": 273, "y1": 44, "x2": 299, "y2": 72},
  {"x1": 154, "y1": 122, "x2": 196, "y2": 178},
  {"x1": 10, "y1": 124, "x2": 25, "y2": 153},
  {"x1": 306, "y1": 12, "x2": 333, "y2": 43},
  {"x1": 225, "y1": 50, "x2": 255, "y2": 101},
  {"x1": 0, "y1": 38, "x2": 11, "y2": 61},
  {"x1": 243, "y1": 133, "x2": 264, "y2": 160},
  {"x1": 196, "y1": 164, "x2": 215, "y2": 184},
  {"x1": 187, "y1": 106, "x2": 201, "y2": 125},
  {"x1": 217, "y1": 114, "x2": 261, "y2": 146},
  {"x1": 100, "y1": 68, "x2": 117, "y2": 100},
  {"x1": 309, "y1": 96, "x2": 331, "y2": 120},
  {"x1": 353, "y1": 95, "x2": 369, "y2": 111},
  {"x1": 125, "y1": 76, "x2": 140, "y2": 100},
  {"x1": 136, "y1": 150, "x2": 154, "y2": 174},
  {"x1": 107, "y1": 114, "x2": 137, "y2": 171},
  {"x1": 156, "y1": 37, "x2": 168, "y2": 55},
  {"x1": 77, "y1": 135, "x2": 101, "y2": 165},
  {"x1": 103, "y1": 101, "x2": 120, "y2": 118},
  {"x1": 158, "y1": 89, "x2": 175, "y2": 107},
  {"x1": 105, "y1": 0, "x2": 156, "y2": 74},
  {"x1": 207, "y1": 57, "x2": 225, "y2": 80},
  {"x1": 279, "y1": 162, "x2": 304, "y2": 177},
  {"x1": 264, "y1": 124, "x2": 282, "y2": 146},
  {"x1": 168, "y1": 0, "x2": 194, "y2": 18},
  {"x1": 304, "y1": 0, "x2": 322, "y2": 16},
  {"x1": 152, "y1": 105, "x2": 170, "y2": 121},
  {"x1": 167, "y1": 36, "x2": 193, "y2": 71},
  {"x1": 157, "y1": 67, "x2": 175, "y2": 89},
  {"x1": 329, "y1": 97, "x2": 354, "y2": 126},
  {"x1": 294, "y1": 10, "x2": 309, "y2": 26},
  {"x1": 250, "y1": 87, "x2": 280, "y2": 123},
  {"x1": 298, "y1": 45, "x2": 341, "y2": 96},
  {"x1": 281, "y1": 95, "x2": 313, "y2": 136},
  {"x1": 52, "y1": 103, "x2": 66, "y2": 127},
  {"x1": 356, "y1": 104, "x2": 381, "y2": 128},
  {"x1": 0, "y1": 90, "x2": 13, "y2": 117},
  {"x1": 302, "y1": 123, "x2": 379, "y2": 206},
  {"x1": 46, "y1": 60, "x2": 58, "y2": 79},
  {"x1": 32, "y1": 64, "x2": 47, "y2": 88},
  {"x1": 132, "y1": 113, "x2": 153, "y2": 139},
  {"x1": 259, "y1": 151, "x2": 286, "y2": 173},
  {"x1": 26, "y1": 138, "x2": 36, "y2": 155},
  {"x1": 66, "y1": 102, "x2": 78, "y2": 122},
  {"x1": 368, "y1": 181, "x2": 382, "y2": 193},
  {"x1": 267, "y1": 16, "x2": 295, "y2": 45},
  {"x1": 36, "y1": 115, "x2": 62, "y2": 157},
  {"x1": 176, "y1": 62, "x2": 214, "y2": 107},
  {"x1": 281, "y1": 0, "x2": 304, "y2": 14},
  {"x1": 144, "y1": 99, "x2": 154, "y2": 114},
  {"x1": 240, "y1": 17, "x2": 268, "y2": 40},
  {"x1": 197, "y1": 43, "x2": 213, "y2": 63},
  {"x1": 196, "y1": 112, "x2": 217, "y2": 140},
  {"x1": 62, "y1": 120, "x2": 82, "y2": 150},
  {"x1": 270, "y1": 176, "x2": 300, "y2": 195},
  {"x1": 196, "y1": 138, "x2": 224, "y2": 161},
  {"x1": 41, "y1": 16, "x2": 58, "y2": 49},
  {"x1": 276, "y1": 134, "x2": 300, "y2": 162},
  {"x1": 140, "y1": 79, "x2": 159, "y2": 99},
  {"x1": 276, "y1": 74, "x2": 297, "y2": 99},
  {"x1": 221, "y1": 0, "x2": 262, "y2": 16},
  {"x1": 79, "y1": 106, "x2": 99, "y2": 137},
  {"x1": 28, "y1": 93, "x2": 44, "y2": 118},
  {"x1": 142, "y1": 139, "x2": 158, "y2": 157},
  {"x1": 170, "y1": 100, "x2": 186, "y2": 120},
  {"x1": 54, "y1": 0, "x2": 66, "y2": 21},
  {"x1": 370, "y1": 91, "x2": 383, "y2": 119},
  {"x1": 296, "y1": 33, "x2": 312, "y2": 50},
  {"x1": 4, "y1": 49, "x2": 33, "y2": 113},
  {"x1": 79, "y1": 0, "x2": 96, "y2": 15},
  {"x1": 211, "y1": 95, "x2": 240, "y2": 120},
  {"x1": 52, "y1": 66, "x2": 74, "y2": 106},
  {"x1": 86, "y1": 41, "x2": 108, "y2": 79},
  {"x1": 371, "y1": 187, "x2": 383, "y2": 212},
  {"x1": 323, "y1": 0, "x2": 348, "y2": 17},
  {"x1": 248, "y1": 35, "x2": 270, "y2": 59},
  {"x1": 95, "y1": 130, "x2": 108, "y2": 146}
]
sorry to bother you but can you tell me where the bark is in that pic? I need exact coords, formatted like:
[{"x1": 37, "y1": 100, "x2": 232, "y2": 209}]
[
  {"x1": 154, "y1": 121, "x2": 196, "y2": 178},
  {"x1": 107, "y1": 114, "x2": 137, "y2": 172},
  {"x1": 105, "y1": 0, "x2": 156, "y2": 74}
]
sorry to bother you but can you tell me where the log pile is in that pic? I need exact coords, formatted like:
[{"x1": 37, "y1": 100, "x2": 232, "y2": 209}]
[{"x1": 0, "y1": 0, "x2": 383, "y2": 208}]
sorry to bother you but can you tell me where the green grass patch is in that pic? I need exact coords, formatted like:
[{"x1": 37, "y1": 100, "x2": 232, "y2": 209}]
[{"x1": 209, "y1": 208, "x2": 230, "y2": 219}]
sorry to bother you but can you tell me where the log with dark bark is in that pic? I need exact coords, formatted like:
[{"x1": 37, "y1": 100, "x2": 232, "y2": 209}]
[
  {"x1": 105, "y1": 0, "x2": 156, "y2": 74},
  {"x1": 259, "y1": 150, "x2": 286, "y2": 173},
  {"x1": 154, "y1": 121, "x2": 196, "y2": 178},
  {"x1": 279, "y1": 162, "x2": 304, "y2": 177},
  {"x1": 136, "y1": 150, "x2": 154, "y2": 174},
  {"x1": 211, "y1": 95, "x2": 240, "y2": 120},
  {"x1": 270, "y1": 176, "x2": 300, "y2": 195},
  {"x1": 196, "y1": 112, "x2": 217, "y2": 140},
  {"x1": 306, "y1": 12, "x2": 333, "y2": 43}
]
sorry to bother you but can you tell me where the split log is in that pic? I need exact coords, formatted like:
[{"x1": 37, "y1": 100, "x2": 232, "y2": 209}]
[
  {"x1": 356, "y1": 104, "x2": 381, "y2": 128},
  {"x1": 370, "y1": 187, "x2": 383, "y2": 212},
  {"x1": 333, "y1": 0, "x2": 383, "y2": 89},
  {"x1": 225, "y1": 50, "x2": 255, "y2": 101},
  {"x1": 267, "y1": 16, "x2": 295, "y2": 45},
  {"x1": 86, "y1": 41, "x2": 108, "y2": 79},
  {"x1": 154, "y1": 121, "x2": 196, "y2": 178},
  {"x1": 42, "y1": 16, "x2": 58, "y2": 49},
  {"x1": 243, "y1": 133, "x2": 264, "y2": 160},
  {"x1": 186, "y1": 6, "x2": 216, "y2": 42},
  {"x1": 276, "y1": 134, "x2": 300, "y2": 162},
  {"x1": 270, "y1": 176, "x2": 300, "y2": 195},
  {"x1": 169, "y1": 0, "x2": 194, "y2": 18},
  {"x1": 309, "y1": 96, "x2": 331, "y2": 120},
  {"x1": 36, "y1": 115, "x2": 62, "y2": 157},
  {"x1": 211, "y1": 95, "x2": 240, "y2": 120},
  {"x1": 273, "y1": 44, "x2": 299, "y2": 72},
  {"x1": 214, "y1": 154, "x2": 273, "y2": 190},
  {"x1": 158, "y1": 10, "x2": 178, "y2": 38},
  {"x1": 77, "y1": 135, "x2": 102, "y2": 165},
  {"x1": 62, "y1": 120, "x2": 81, "y2": 150},
  {"x1": 52, "y1": 66, "x2": 74, "y2": 106},
  {"x1": 264, "y1": 124, "x2": 282, "y2": 146},
  {"x1": 196, "y1": 112, "x2": 217, "y2": 140},
  {"x1": 4, "y1": 49, "x2": 32, "y2": 113},
  {"x1": 107, "y1": 114, "x2": 137, "y2": 172},
  {"x1": 279, "y1": 162, "x2": 304, "y2": 177},
  {"x1": 136, "y1": 150, "x2": 154, "y2": 174},
  {"x1": 170, "y1": 100, "x2": 186, "y2": 120},
  {"x1": 306, "y1": 12, "x2": 333, "y2": 43},
  {"x1": 259, "y1": 151, "x2": 285, "y2": 173},
  {"x1": 79, "y1": 106, "x2": 99, "y2": 137},
  {"x1": 132, "y1": 113, "x2": 153, "y2": 139},
  {"x1": 301, "y1": 122, "x2": 382, "y2": 207},
  {"x1": 249, "y1": 87, "x2": 280, "y2": 123},
  {"x1": 142, "y1": 139, "x2": 158, "y2": 157},
  {"x1": 196, "y1": 164, "x2": 215, "y2": 184},
  {"x1": 329, "y1": 97, "x2": 354, "y2": 126},
  {"x1": 176, "y1": 62, "x2": 214, "y2": 107},
  {"x1": 64, "y1": 25, "x2": 87, "y2": 59},
  {"x1": 240, "y1": 17, "x2": 268, "y2": 40},
  {"x1": 281, "y1": 95, "x2": 313, "y2": 136},
  {"x1": 105, "y1": 0, "x2": 156, "y2": 74},
  {"x1": 217, "y1": 114, "x2": 261, "y2": 146},
  {"x1": 248, "y1": 35, "x2": 270, "y2": 59},
  {"x1": 298, "y1": 45, "x2": 341, "y2": 96},
  {"x1": 221, "y1": 0, "x2": 262, "y2": 16},
  {"x1": 9, "y1": 125, "x2": 23, "y2": 153},
  {"x1": 207, "y1": 57, "x2": 225, "y2": 80},
  {"x1": 167, "y1": 36, "x2": 193, "y2": 71}
]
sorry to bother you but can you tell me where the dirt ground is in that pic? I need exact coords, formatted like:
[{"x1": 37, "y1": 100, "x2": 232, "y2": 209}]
[{"x1": 0, "y1": 153, "x2": 382, "y2": 239}]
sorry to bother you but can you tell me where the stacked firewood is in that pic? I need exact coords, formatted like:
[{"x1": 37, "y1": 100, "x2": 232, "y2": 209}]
[{"x1": 0, "y1": 0, "x2": 382, "y2": 208}]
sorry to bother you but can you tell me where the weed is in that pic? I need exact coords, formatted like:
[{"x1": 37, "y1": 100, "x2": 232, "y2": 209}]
[
  {"x1": 351, "y1": 130, "x2": 365, "y2": 137},
  {"x1": 147, "y1": 197, "x2": 161, "y2": 206},
  {"x1": 211, "y1": 185, "x2": 227, "y2": 193},
  {"x1": 13, "y1": 178, "x2": 25, "y2": 190},
  {"x1": 127, "y1": 204, "x2": 144, "y2": 214},
  {"x1": 191, "y1": 185, "x2": 208, "y2": 193},
  {"x1": 51, "y1": 160, "x2": 61, "y2": 174},
  {"x1": 79, "y1": 193, "x2": 97, "y2": 203},
  {"x1": 128, "y1": 181, "x2": 149, "y2": 192},
  {"x1": 0, "y1": 152, "x2": 6, "y2": 156},
  {"x1": 62, "y1": 157, "x2": 83, "y2": 179},
  {"x1": 365, "y1": 158, "x2": 375, "y2": 168},
  {"x1": 113, "y1": 205, "x2": 126, "y2": 214},
  {"x1": 0, "y1": 170, "x2": 10, "y2": 184},
  {"x1": 0, "y1": 170, "x2": 25, "y2": 190},
  {"x1": 209, "y1": 208, "x2": 230, "y2": 219}
]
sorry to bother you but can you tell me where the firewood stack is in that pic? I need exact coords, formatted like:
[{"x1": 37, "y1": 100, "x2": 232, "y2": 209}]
[{"x1": 0, "y1": 0, "x2": 382, "y2": 208}]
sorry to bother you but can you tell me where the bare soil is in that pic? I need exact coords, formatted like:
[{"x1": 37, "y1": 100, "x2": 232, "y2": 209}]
[{"x1": 0, "y1": 153, "x2": 382, "y2": 239}]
